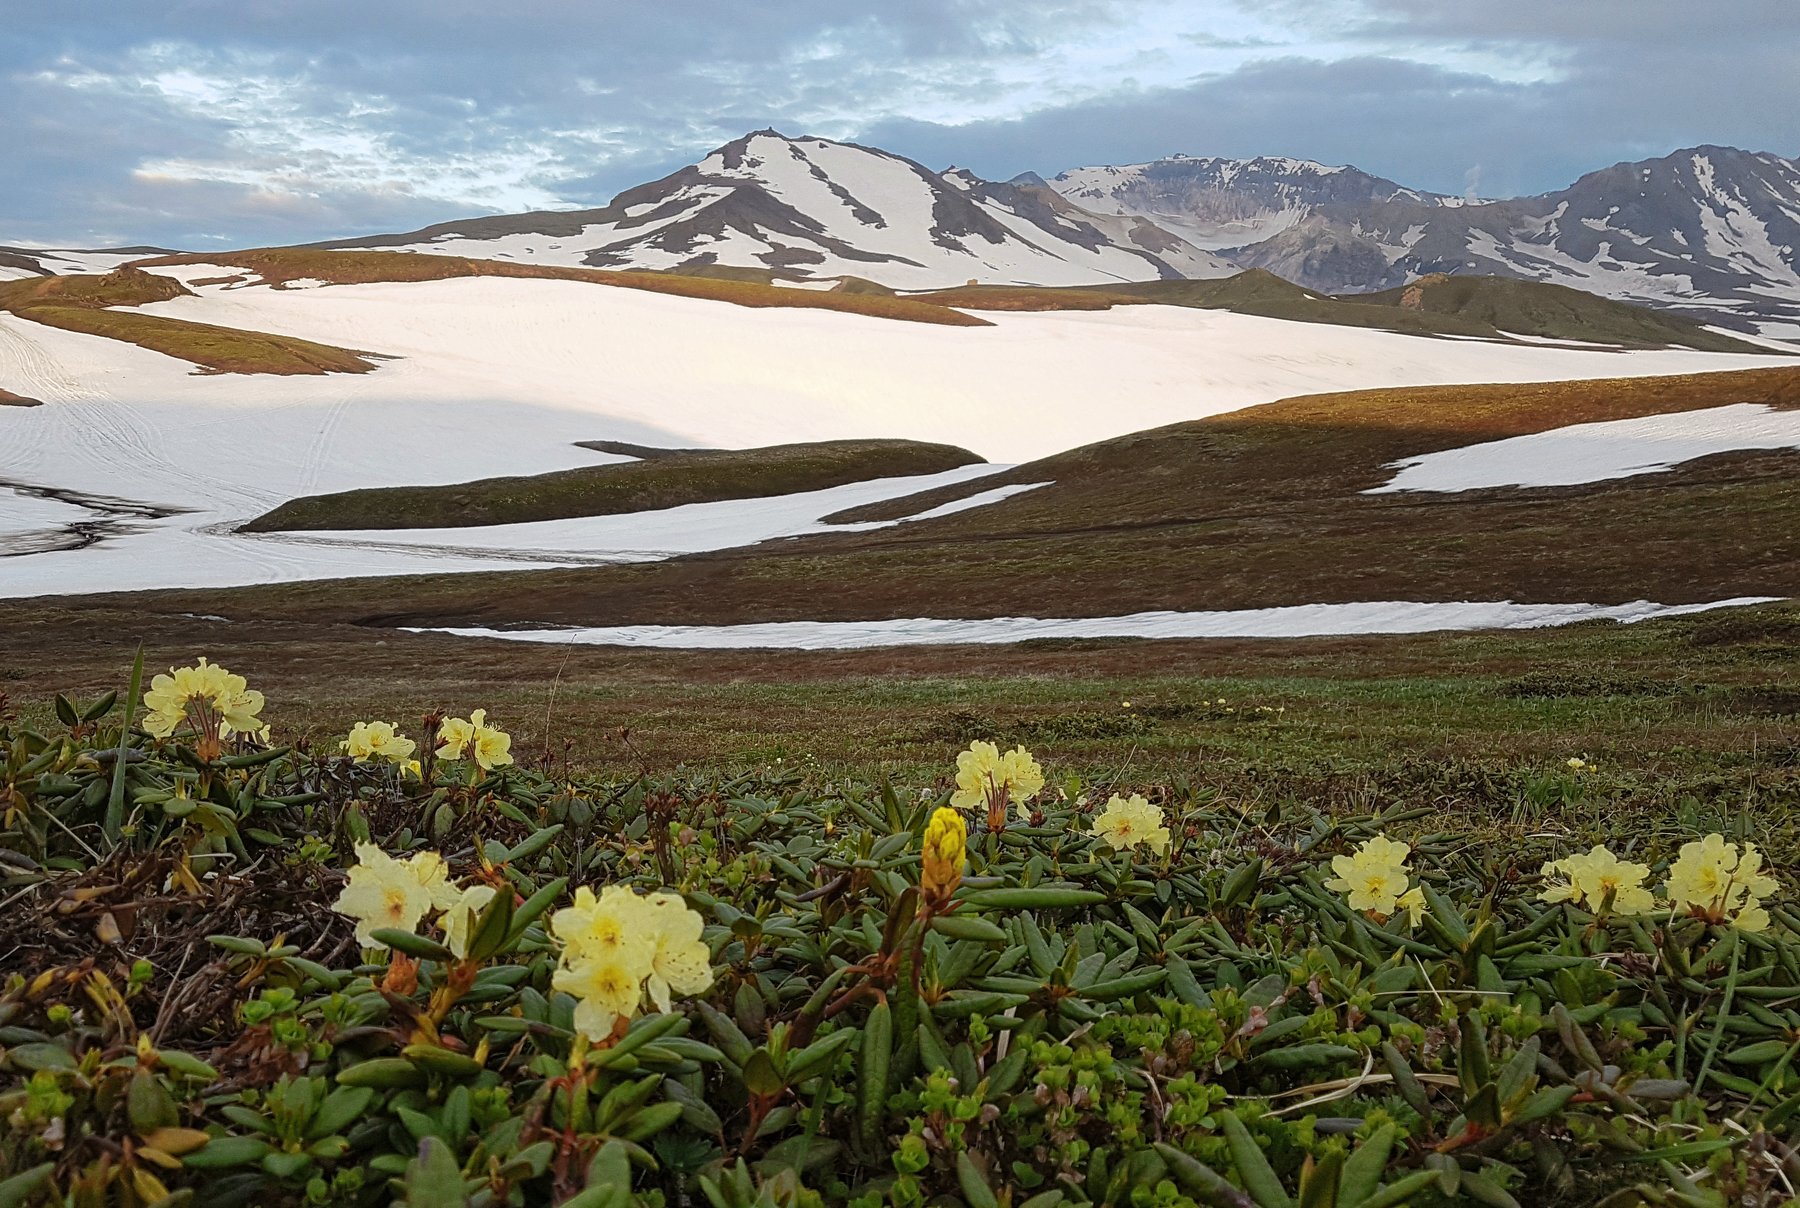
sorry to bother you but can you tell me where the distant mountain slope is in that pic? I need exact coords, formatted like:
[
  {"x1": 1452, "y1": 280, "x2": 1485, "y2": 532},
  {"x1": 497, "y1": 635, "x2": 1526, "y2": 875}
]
[
  {"x1": 0, "y1": 245, "x2": 181, "y2": 282},
  {"x1": 909, "y1": 271, "x2": 1771, "y2": 353},
  {"x1": 1047, "y1": 154, "x2": 1459, "y2": 249},
  {"x1": 324, "y1": 131, "x2": 1237, "y2": 289},
  {"x1": 1071, "y1": 146, "x2": 1800, "y2": 337}
]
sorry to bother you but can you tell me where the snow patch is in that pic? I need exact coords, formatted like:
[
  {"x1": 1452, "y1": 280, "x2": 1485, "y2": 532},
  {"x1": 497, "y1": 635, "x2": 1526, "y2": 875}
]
[
  {"x1": 411, "y1": 598, "x2": 1780, "y2": 651},
  {"x1": 1368, "y1": 403, "x2": 1800, "y2": 492}
]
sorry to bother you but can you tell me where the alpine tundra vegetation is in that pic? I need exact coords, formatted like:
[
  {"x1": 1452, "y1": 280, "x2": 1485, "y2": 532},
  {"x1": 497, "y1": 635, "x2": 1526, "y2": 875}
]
[{"x1": 1, "y1": 655, "x2": 1798, "y2": 1206}]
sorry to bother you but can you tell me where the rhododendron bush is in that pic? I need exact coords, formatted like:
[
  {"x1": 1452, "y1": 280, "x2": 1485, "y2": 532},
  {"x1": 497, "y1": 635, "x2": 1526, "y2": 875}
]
[{"x1": 0, "y1": 661, "x2": 1796, "y2": 1207}]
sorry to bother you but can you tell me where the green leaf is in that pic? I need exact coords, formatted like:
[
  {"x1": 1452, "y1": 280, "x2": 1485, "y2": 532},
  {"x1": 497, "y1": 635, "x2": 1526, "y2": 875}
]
[
  {"x1": 0, "y1": 1163, "x2": 55, "y2": 1208},
  {"x1": 5, "y1": 1043, "x2": 77, "y2": 1072},
  {"x1": 956, "y1": 1152, "x2": 1002, "y2": 1208},
  {"x1": 182, "y1": 1136, "x2": 273, "y2": 1169},
  {"x1": 1222, "y1": 1113, "x2": 1295, "y2": 1208},
  {"x1": 740, "y1": 1049, "x2": 785, "y2": 1097},
  {"x1": 857, "y1": 1000, "x2": 892, "y2": 1156},
  {"x1": 404, "y1": 1137, "x2": 470, "y2": 1207},
  {"x1": 104, "y1": 644, "x2": 145, "y2": 842},
  {"x1": 1351, "y1": 1170, "x2": 1443, "y2": 1208},
  {"x1": 1153, "y1": 1142, "x2": 1257, "y2": 1208},
  {"x1": 930, "y1": 914, "x2": 1010, "y2": 943},
  {"x1": 1339, "y1": 1123, "x2": 1395, "y2": 1205},
  {"x1": 961, "y1": 887, "x2": 1107, "y2": 910},
  {"x1": 369, "y1": 929, "x2": 455, "y2": 961}
]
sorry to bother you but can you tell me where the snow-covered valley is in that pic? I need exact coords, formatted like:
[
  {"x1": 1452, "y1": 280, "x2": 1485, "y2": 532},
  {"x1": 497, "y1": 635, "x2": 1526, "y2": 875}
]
[{"x1": 0, "y1": 270, "x2": 1792, "y2": 636}]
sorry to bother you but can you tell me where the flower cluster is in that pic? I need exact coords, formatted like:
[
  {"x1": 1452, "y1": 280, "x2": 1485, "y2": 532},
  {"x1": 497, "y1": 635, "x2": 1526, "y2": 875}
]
[
  {"x1": 1089, "y1": 793, "x2": 1170, "y2": 856},
  {"x1": 950, "y1": 740, "x2": 1044, "y2": 827},
  {"x1": 1540, "y1": 845, "x2": 1655, "y2": 915},
  {"x1": 1665, "y1": 835, "x2": 1777, "y2": 932},
  {"x1": 550, "y1": 886, "x2": 714, "y2": 1042},
  {"x1": 1566, "y1": 756, "x2": 1594, "y2": 772},
  {"x1": 437, "y1": 709, "x2": 513, "y2": 771},
  {"x1": 141, "y1": 657, "x2": 265, "y2": 760},
  {"x1": 332, "y1": 844, "x2": 462, "y2": 947},
  {"x1": 1534, "y1": 835, "x2": 1778, "y2": 931},
  {"x1": 1326, "y1": 835, "x2": 1425, "y2": 926},
  {"x1": 342, "y1": 720, "x2": 417, "y2": 768}
]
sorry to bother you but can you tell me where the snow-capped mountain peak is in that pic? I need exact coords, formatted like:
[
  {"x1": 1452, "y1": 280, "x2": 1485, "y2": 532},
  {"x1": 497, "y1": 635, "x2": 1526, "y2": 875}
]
[{"x1": 332, "y1": 130, "x2": 1236, "y2": 290}]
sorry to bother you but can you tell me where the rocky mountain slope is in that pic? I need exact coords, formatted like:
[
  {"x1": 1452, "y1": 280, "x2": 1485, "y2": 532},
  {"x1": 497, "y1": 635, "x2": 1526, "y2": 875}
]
[
  {"x1": 1045, "y1": 154, "x2": 1460, "y2": 249},
  {"x1": 325, "y1": 131, "x2": 1238, "y2": 290},
  {"x1": 1057, "y1": 146, "x2": 1800, "y2": 337}
]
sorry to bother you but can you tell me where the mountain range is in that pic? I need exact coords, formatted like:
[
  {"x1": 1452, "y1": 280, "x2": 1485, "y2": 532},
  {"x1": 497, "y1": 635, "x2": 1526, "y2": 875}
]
[{"x1": 6, "y1": 132, "x2": 1798, "y2": 339}]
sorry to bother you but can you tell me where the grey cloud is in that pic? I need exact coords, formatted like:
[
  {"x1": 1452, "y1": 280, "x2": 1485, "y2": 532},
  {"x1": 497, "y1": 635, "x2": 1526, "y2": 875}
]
[{"x1": 1, "y1": 0, "x2": 1793, "y2": 247}]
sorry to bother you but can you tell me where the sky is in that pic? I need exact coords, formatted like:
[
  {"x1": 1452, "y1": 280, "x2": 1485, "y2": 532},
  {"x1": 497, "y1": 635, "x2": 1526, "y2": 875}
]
[{"x1": 3, "y1": 0, "x2": 1795, "y2": 249}]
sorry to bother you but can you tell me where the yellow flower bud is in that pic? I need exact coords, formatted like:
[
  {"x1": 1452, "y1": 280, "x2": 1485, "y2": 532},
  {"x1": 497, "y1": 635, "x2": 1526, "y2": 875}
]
[{"x1": 921, "y1": 807, "x2": 967, "y2": 906}]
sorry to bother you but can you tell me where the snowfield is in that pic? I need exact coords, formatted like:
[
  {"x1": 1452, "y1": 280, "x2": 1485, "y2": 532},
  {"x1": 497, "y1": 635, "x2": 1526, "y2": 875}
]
[
  {"x1": 0, "y1": 272, "x2": 1790, "y2": 599},
  {"x1": 1369, "y1": 403, "x2": 1800, "y2": 493},
  {"x1": 412, "y1": 598, "x2": 1780, "y2": 651}
]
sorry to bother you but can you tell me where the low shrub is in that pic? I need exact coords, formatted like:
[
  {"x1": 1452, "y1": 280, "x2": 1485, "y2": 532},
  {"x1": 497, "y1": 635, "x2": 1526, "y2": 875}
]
[{"x1": 1, "y1": 659, "x2": 1796, "y2": 1207}]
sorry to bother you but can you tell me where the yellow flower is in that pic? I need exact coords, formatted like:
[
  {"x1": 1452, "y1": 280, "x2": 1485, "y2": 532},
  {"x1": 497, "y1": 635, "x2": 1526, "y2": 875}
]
[
  {"x1": 1665, "y1": 834, "x2": 1778, "y2": 928},
  {"x1": 949, "y1": 741, "x2": 1043, "y2": 814},
  {"x1": 950, "y1": 741, "x2": 1001, "y2": 810},
  {"x1": 550, "y1": 885, "x2": 656, "y2": 974},
  {"x1": 1089, "y1": 794, "x2": 1171, "y2": 856},
  {"x1": 640, "y1": 891, "x2": 714, "y2": 1013},
  {"x1": 141, "y1": 657, "x2": 265, "y2": 741},
  {"x1": 1398, "y1": 886, "x2": 1426, "y2": 928},
  {"x1": 1566, "y1": 757, "x2": 1589, "y2": 771},
  {"x1": 436, "y1": 714, "x2": 475, "y2": 760},
  {"x1": 1538, "y1": 856, "x2": 1582, "y2": 905},
  {"x1": 921, "y1": 806, "x2": 967, "y2": 904},
  {"x1": 1326, "y1": 834, "x2": 1414, "y2": 917},
  {"x1": 1541, "y1": 845, "x2": 1655, "y2": 915},
  {"x1": 443, "y1": 884, "x2": 498, "y2": 959},
  {"x1": 438, "y1": 708, "x2": 514, "y2": 770},
  {"x1": 407, "y1": 850, "x2": 463, "y2": 912},
  {"x1": 554, "y1": 950, "x2": 646, "y2": 1042},
  {"x1": 333, "y1": 843, "x2": 438, "y2": 946},
  {"x1": 343, "y1": 720, "x2": 418, "y2": 765}
]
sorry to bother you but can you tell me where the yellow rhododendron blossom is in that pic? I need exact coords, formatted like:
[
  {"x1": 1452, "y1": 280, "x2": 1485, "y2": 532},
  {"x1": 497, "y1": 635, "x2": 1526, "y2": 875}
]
[
  {"x1": 554, "y1": 950, "x2": 647, "y2": 1042},
  {"x1": 334, "y1": 844, "x2": 441, "y2": 946},
  {"x1": 1398, "y1": 887, "x2": 1427, "y2": 929},
  {"x1": 1539, "y1": 845, "x2": 1655, "y2": 915},
  {"x1": 551, "y1": 885, "x2": 656, "y2": 971},
  {"x1": 921, "y1": 806, "x2": 967, "y2": 904},
  {"x1": 437, "y1": 708, "x2": 515, "y2": 770},
  {"x1": 949, "y1": 741, "x2": 1044, "y2": 812},
  {"x1": 549, "y1": 885, "x2": 713, "y2": 1040},
  {"x1": 443, "y1": 884, "x2": 498, "y2": 959},
  {"x1": 1089, "y1": 794, "x2": 1171, "y2": 856},
  {"x1": 640, "y1": 891, "x2": 715, "y2": 1013},
  {"x1": 1326, "y1": 835, "x2": 1415, "y2": 917},
  {"x1": 342, "y1": 720, "x2": 417, "y2": 765},
  {"x1": 141, "y1": 657, "x2": 266, "y2": 756},
  {"x1": 1665, "y1": 834, "x2": 1778, "y2": 931}
]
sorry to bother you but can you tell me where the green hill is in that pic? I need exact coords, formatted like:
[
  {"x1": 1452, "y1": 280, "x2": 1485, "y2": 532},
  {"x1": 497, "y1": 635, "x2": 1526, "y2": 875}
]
[{"x1": 1344, "y1": 273, "x2": 1763, "y2": 353}]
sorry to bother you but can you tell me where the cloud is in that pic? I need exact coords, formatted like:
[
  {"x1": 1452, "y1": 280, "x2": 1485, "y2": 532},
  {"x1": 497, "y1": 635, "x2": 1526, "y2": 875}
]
[{"x1": 0, "y1": 0, "x2": 1793, "y2": 247}]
